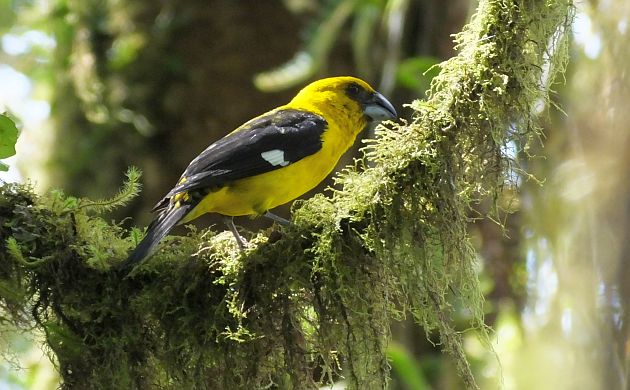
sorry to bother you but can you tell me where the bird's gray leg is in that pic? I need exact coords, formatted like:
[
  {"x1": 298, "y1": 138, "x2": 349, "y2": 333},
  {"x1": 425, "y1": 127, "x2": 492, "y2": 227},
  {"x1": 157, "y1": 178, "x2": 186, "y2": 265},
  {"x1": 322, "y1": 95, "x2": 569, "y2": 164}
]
[
  {"x1": 263, "y1": 212, "x2": 291, "y2": 226},
  {"x1": 223, "y1": 216, "x2": 246, "y2": 250}
]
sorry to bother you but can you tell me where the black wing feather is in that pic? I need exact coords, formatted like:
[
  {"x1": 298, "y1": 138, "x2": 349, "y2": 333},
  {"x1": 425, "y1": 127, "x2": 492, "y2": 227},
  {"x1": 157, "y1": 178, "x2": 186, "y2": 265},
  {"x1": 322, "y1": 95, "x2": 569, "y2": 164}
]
[{"x1": 160, "y1": 109, "x2": 327, "y2": 201}]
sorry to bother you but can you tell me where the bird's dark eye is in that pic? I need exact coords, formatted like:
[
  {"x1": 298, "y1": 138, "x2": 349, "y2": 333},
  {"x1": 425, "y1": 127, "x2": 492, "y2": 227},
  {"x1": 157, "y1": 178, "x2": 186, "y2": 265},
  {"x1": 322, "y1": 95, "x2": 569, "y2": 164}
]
[{"x1": 347, "y1": 83, "x2": 360, "y2": 97}]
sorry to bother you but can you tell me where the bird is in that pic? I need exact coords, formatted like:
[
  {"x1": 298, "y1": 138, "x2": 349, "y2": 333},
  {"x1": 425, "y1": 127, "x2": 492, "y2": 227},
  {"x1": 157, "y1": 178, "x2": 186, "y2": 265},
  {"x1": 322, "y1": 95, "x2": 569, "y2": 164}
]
[{"x1": 122, "y1": 76, "x2": 397, "y2": 269}]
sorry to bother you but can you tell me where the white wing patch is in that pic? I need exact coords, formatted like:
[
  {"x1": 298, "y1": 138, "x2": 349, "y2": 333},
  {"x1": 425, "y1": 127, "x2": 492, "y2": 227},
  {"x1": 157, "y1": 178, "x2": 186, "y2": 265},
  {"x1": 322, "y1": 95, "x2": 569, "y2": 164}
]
[{"x1": 261, "y1": 149, "x2": 290, "y2": 167}]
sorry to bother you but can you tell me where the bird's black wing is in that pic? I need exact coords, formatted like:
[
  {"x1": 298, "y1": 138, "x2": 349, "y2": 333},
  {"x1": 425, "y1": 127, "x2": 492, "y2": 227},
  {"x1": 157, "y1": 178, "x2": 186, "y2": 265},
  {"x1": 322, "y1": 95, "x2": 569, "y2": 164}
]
[{"x1": 154, "y1": 109, "x2": 327, "y2": 209}]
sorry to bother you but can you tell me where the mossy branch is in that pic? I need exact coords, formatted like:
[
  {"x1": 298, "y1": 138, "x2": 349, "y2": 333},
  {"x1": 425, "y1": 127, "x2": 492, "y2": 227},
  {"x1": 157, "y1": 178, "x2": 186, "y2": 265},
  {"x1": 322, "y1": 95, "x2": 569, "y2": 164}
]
[{"x1": 0, "y1": 1, "x2": 573, "y2": 389}]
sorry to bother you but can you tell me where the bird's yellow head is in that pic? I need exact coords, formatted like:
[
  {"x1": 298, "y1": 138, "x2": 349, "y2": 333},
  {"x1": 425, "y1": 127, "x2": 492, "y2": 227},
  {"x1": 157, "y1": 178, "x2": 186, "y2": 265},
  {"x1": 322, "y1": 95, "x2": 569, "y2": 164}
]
[{"x1": 287, "y1": 76, "x2": 397, "y2": 135}]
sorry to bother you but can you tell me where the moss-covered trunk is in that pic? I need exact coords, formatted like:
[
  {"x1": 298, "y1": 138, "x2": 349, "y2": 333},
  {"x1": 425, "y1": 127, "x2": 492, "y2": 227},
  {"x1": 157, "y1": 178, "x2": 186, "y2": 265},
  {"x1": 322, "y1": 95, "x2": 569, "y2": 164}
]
[{"x1": 1, "y1": 0, "x2": 573, "y2": 388}]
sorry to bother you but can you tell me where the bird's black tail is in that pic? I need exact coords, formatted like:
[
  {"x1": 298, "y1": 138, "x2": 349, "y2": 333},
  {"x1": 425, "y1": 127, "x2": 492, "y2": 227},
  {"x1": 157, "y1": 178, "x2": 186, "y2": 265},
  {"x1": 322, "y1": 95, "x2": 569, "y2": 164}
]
[{"x1": 120, "y1": 204, "x2": 190, "y2": 270}]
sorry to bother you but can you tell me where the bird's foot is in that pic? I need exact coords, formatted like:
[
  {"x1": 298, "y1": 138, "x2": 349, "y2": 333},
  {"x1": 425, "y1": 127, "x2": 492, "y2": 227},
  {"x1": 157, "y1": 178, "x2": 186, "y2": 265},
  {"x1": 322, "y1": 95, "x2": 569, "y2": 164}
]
[
  {"x1": 223, "y1": 216, "x2": 248, "y2": 251},
  {"x1": 263, "y1": 212, "x2": 291, "y2": 226}
]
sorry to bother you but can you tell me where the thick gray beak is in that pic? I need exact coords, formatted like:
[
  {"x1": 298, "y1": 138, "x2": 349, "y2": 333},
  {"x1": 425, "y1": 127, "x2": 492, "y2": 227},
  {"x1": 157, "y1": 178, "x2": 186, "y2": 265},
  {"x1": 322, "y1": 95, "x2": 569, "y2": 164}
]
[{"x1": 364, "y1": 91, "x2": 397, "y2": 122}]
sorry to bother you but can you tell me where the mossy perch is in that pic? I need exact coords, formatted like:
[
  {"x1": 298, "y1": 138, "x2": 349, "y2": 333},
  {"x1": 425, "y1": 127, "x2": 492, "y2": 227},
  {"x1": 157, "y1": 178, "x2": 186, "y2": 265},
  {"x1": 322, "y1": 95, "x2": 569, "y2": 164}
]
[{"x1": 0, "y1": 0, "x2": 572, "y2": 388}]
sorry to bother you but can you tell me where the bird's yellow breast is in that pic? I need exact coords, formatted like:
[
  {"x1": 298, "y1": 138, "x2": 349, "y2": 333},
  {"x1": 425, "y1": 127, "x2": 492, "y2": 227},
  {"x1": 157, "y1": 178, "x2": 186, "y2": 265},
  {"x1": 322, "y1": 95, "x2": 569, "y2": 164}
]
[{"x1": 181, "y1": 115, "x2": 363, "y2": 222}]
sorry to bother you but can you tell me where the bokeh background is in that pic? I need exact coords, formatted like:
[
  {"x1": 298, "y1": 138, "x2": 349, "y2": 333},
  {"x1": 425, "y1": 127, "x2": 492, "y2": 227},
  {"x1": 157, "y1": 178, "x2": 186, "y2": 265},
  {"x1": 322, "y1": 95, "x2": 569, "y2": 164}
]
[{"x1": 0, "y1": 0, "x2": 628, "y2": 389}]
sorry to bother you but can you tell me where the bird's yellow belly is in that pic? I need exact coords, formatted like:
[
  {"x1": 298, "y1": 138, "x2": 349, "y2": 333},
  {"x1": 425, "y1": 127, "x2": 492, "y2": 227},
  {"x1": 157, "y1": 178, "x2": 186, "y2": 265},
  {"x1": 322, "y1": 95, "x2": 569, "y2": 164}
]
[{"x1": 180, "y1": 149, "x2": 340, "y2": 221}]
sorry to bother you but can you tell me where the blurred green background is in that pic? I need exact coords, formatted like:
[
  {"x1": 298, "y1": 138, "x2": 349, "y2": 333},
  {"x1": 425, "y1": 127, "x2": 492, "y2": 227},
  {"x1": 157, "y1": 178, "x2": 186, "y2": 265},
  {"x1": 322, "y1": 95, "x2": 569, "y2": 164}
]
[{"x1": 1, "y1": 0, "x2": 629, "y2": 389}]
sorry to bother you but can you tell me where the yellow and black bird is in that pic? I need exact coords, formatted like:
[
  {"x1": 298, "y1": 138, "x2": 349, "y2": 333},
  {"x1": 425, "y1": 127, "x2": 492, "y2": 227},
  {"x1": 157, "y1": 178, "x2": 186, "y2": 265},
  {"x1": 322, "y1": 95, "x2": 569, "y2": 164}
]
[{"x1": 123, "y1": 76, "x2": 396, "y2": 268}]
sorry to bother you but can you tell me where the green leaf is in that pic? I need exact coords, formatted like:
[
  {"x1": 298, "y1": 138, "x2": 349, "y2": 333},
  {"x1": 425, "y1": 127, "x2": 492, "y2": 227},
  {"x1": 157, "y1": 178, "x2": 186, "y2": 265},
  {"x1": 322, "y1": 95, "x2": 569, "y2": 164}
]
[
  {"x1": 396, "y1": 56, "x2": 441, "y2": 93},
  {"x1": 0, "y1": 113, "x2": 19, "y2": 159},
  {"x1": 108, "y1": 33, "x2": 146, "y2": 70},
  {"x1": 387, "y1": 342, "x2": 432, "y2": 390}
]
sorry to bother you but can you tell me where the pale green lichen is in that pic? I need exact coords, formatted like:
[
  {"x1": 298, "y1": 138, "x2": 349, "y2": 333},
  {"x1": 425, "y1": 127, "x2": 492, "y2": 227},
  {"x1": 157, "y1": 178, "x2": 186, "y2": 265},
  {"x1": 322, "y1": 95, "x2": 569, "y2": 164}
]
[{"x1": 0, "y1": 1, "x2": 573, "y2": 389}]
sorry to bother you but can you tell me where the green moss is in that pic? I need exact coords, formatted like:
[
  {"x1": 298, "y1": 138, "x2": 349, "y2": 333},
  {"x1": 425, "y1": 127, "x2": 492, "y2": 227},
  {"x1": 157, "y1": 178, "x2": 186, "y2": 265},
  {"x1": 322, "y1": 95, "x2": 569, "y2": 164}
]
[{"x1": 0, "y1": 1, "x2": 573, "y2": 388}]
